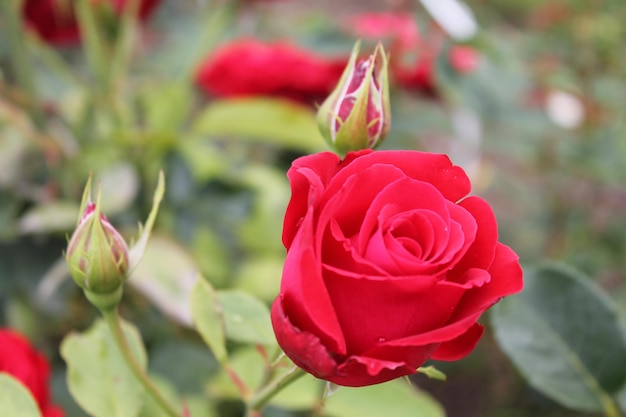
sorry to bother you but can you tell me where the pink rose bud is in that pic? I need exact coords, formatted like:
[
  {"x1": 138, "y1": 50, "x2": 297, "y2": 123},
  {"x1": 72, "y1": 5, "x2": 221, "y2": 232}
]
[
  {"x1": 66, "y1": 198, "x2": 129, "y2": 296},
  {"x1": 317, "y1": 41, "x2": 391, "y2": 154}
]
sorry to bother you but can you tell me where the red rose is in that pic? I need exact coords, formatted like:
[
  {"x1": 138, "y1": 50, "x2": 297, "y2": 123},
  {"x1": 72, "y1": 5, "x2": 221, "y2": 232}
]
[
  {"x1": 22, "y1": 0, "x2": 160, "y2": 45},
  {"x1": 271, "y1": 150, "x2": 523, "y2": 387},
  {"x1": 194, "y1": 39, "x2": 347, "y2": 104},
  {"x1": 0, "y1": 329, "x2": 64, "y2": 417}
]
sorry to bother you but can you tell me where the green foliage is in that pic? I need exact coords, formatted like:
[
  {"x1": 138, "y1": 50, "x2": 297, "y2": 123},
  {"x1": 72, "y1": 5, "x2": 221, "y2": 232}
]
[
  {"x1": 209, "y1": 347, "x2": 320, "y2": 410},
  {"x1": 217, "y1": 290, "x2": 276, "y2": 346},
  {"x1": 492, "y1": 263, "x2": 626, "y2": 413},
  {"x1": 131, "y1": 235, "x2": 201, "y2": 325},
  {"x1": 2, "y1": 0, "x2": 626, "y2": 416},
  {"x1": 190, "y1": 277, "x2": 228, "y2": 366},
  {"x1": 0, "y1": 374, "x2": 43, "y2": 417},
  {"x1": 193, "y1": 98, "x2": 327, "y2": 152},
  {"x1": 324, "y1": 380, "x2": 445, "y2": 417},
  {"x1": 60, "y1": 319, "x2": 147, "y2": 417}
]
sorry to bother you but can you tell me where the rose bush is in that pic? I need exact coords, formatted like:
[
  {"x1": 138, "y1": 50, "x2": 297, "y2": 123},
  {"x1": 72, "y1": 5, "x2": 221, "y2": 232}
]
[
  {"x1": 271, "y1": 150, "x2": 523, "y2": 387},
  {"x1": 22, "y1": 0, "x2": 160, "y2": 45},
  {"x1": 0, "y1": 329, "x2": 64, "y2": 417},
  {"x1": 194, "y1": 39, "x2": 347, "y2": 104}
]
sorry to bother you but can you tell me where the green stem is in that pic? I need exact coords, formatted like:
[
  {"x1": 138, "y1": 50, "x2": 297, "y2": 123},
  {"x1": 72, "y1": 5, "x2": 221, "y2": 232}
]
[
  {"x1": 602, "y1": 395, "x2": 623, "y2": 417},
  {"x1": 246, "y1": 366, "x2": 307, "y2": 413},
  {"x1": 0, "y1": 0, "x2": 44, "y2": 127},
  {"x1": 101, "y1": 307, "x2": 183, "y2": 417}
]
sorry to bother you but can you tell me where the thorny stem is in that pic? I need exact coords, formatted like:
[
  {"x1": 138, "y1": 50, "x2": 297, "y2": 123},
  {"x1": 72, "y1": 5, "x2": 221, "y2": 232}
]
[{"x1": 101, "y1": 307, "x2": 183, "y2": 417}]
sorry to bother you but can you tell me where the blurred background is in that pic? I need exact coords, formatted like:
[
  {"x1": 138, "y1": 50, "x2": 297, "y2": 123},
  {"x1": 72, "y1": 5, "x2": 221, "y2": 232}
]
[{"x1": 1, "y1": 0, "x2": 625, "y2": 416}]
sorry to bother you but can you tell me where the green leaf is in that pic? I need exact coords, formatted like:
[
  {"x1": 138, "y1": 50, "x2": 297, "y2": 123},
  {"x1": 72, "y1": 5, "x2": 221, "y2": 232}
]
[
  {"x1": 137, "y1": 375, "x2": 179, "y2": 417},
  {"x1": 192, "y1": 98, "x2": 327, "y2": 152},
  {"x1": 60, "y1": 318, "x2": 147, "y2": 417},
  {"x1": 0, "y1": 374, "x2": 42, "y2": 417},
  {"x1": 617, "y1": 384, "x2": 626, "y2": 413},
  {"x1": 217, "y1": 290, "x2": 276, "y2": 346},
  {"x1": 209, "y1": 347, "x2": 320, "y2": 410},
  {"x1": 17, "y1": 202, "x2": 80, "y2": 235},
  {"x1": 140, "y1": 82, "x2": 193, "y2": 132},
  {"x1": 149, "y1": 339, "x2": 219, "y2": 395},
  {"x1": 323, "y1": 379, "x2": 445, "y2": 417},
  {"x1": 491, "y1": 263, "x2": 626, "y2": 413},
  {"x1": 270, "y1": 372, "x2": 322, "y2": 411},
  {"x1": 237, "y1": 165, "x2": 291, "y2": 255},
  {"x1": 208, "y1": 347, "x2": 259, "y2": 400},
  {"x1": 233, "y1": 256, "x2": 284, "y2": 303},
  {"x1": 128, "y1": 170, "x2": 165, "y2": 271},
  {"x1": 131, "y1": 235, "x2": 200, "y2": 326},
  {"x1": 183, "y1": 395, "x2": 219, "y2": 417},
  {"x1": 190, "y1": 277, "x2": 228, "y2": 365}
]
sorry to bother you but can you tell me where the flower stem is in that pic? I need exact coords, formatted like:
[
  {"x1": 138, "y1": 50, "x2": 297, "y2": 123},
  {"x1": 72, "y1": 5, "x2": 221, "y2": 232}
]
[
  {"x1": 101, "y1": 307, "x2": 183, "y2": 417},
  {"x1": 246, "y1": 365, "x2": 307, "y2": 413},
  {"x1": 602, "y1": 396, "x2": 623, "y2": 417}
]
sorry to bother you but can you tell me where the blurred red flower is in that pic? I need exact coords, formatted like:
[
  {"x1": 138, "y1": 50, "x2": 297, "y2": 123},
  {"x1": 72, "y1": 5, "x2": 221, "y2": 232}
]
[
  {"x1": 0, "y1": 329, "x2": 64, "y2": 417},
  {"x1": 349, "y1": 12, "x2": 480, "y2": 94},
  {"x1": 22, "y1": 0, "x2": 160, "y2": 45},
  {"x1": 195, "y1": 39, "x2": 348, "y2": 104}
]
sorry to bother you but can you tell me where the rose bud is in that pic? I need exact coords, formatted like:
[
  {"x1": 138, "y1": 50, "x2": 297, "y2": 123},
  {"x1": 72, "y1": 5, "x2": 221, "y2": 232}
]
[
  {"x1": 271, "y1": 150, "x2": 523, "y2": 387},
  {"x1": 66, "y1": 195, "x2": 129, "y2": 297},
  {"x1": 317, "y1": 42, "x2": 391, "y2": 154}
]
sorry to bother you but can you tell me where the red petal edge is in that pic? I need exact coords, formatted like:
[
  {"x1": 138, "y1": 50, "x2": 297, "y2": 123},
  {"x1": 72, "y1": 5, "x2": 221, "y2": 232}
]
[{"x1": 271, "y1": 297, "x2": 338, "y2": 379}]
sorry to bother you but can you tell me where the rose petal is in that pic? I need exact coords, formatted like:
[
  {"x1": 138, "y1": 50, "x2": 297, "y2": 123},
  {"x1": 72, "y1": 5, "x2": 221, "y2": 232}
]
[
  {"x1": 280, "y1": 212, "x2": 346, "y2": 354},
  {"x1": 429, "y1": 322, "x2": 484, "y2": 361},
  {"x1": 271, "y1": 299, "x2": 338, "y2": 379},
  {"x1": 283, "y1": 152, "x2": 343, "y2": 248},
  {"x1": 450, "y1": 243, "x2": 524, "y2": 320},
  {"x1": 329, "y1": 355, "x2": 415, "y2": 387},
  {"x1": 446, "y1": 196, "x2": 498, "y2": 283},
  {"x1": 329, "y1": 150, "x2": 471, "y2": 203},
  {"x1": 429, "y1": 201, "x2": 477, "y2": 265},
  {"x1": 320, "y1": 163, "x2": 408, "y2": 241},
  {"x1": 364, "y1": 209, "x2": 447, "y2": 275},
  {"x1": 324, "y1": 219, "x2": 390, "y2": 276},
  {"x1": 359, "y1": 177, "x2": 450, "y2": 254},
  {"x1": 323, "y1": 266, "x2": 459, "y2": 355},
  {"x1": 384, "y1": 243, "x2": 522, "y2": 348}
]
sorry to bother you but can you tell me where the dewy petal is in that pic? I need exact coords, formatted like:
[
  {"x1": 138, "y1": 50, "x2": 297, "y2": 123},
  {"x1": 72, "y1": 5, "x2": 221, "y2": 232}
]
[
  {"x1": 271, "y1": 298, "x2": 338, "y2": 379},
  {"x1": 329, "y1": 355, "x2": 415, "y2": 387}
]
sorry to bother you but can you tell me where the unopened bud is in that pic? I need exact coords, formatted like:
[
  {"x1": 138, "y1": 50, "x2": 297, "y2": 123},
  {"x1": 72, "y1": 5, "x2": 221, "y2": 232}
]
[
  {"x1": 317, "y1": 41, "x2": 391, "y2": 154},
  {"x1": 66, "y1": 183, "x2": 129, "y2": 298}
]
